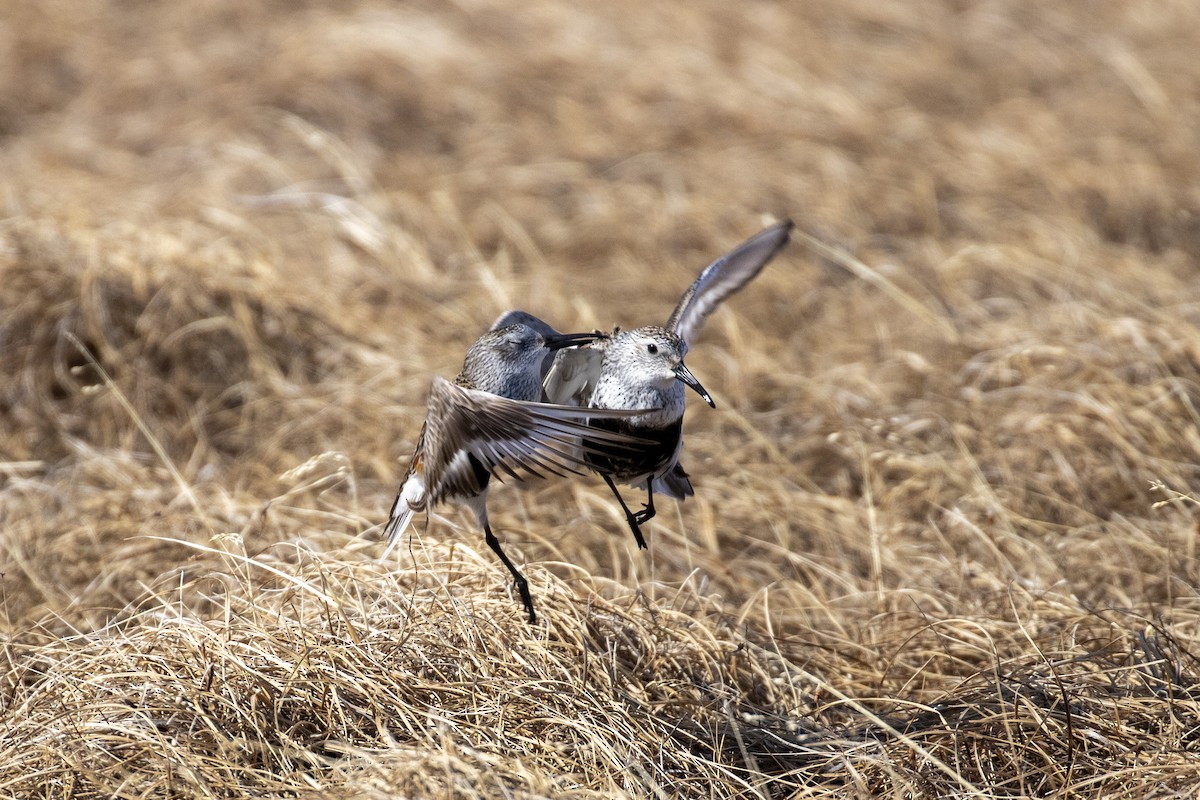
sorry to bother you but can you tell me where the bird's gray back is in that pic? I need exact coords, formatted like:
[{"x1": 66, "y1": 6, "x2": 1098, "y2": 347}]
[{"x1": 490, "y1": 309, "x2": 560, "y2": 338}]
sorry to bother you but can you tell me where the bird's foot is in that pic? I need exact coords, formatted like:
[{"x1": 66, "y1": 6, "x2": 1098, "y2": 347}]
[
  {"x1": 624, "y1": 516, "x2": 649, "y2": 550},
  {"x1": 513, "y1": 576, "x2": 537, "y2": 624}
]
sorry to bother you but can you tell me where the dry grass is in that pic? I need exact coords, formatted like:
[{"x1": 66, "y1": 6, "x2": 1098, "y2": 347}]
[{"x1": 3, "y1": 0, "x2": 1200, "y2": 797}]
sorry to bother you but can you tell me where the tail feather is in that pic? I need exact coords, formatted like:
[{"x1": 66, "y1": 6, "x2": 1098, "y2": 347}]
[
  {"x1": 381, "y1": 474, "x2": 426, "y2": 558},
  {"x1": 657, "y1": 463, "x2": 694, "y2": 499}
]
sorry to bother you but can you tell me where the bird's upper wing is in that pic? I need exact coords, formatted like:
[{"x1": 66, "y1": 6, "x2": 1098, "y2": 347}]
[
  {"x1": 421, "y1": 375, "x2": 651, "y2": 502},
  {"x1": 542, "y1": 340, "x2": 608, "y2": 407},
  {"x1": 664, "y1": 220, "x2": 793, "y2": 347}
]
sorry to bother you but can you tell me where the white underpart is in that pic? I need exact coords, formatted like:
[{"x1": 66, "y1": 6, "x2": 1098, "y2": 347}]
[
  {"x1": 382, "y1": 473, "x2": 426, "y2": 557},
  {"x1": 445, "y1": 449, "x2": 474, "y2": 482},
  {"x1": 462, "y1": 491, "x2": 489, "y2": 531}
]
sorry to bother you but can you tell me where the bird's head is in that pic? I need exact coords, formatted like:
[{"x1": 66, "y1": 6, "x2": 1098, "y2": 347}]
[{"x1": 610, "y1": 326, "x2": 715, "y2": 407}]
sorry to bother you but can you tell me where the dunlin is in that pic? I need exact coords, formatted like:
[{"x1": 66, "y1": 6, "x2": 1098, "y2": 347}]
[
  {"x1": 384, "y1": 317, "x2": 651, "y2": 622},
  {"x1": 544, "y1": 219, "x2": 793, "y2": 546}
]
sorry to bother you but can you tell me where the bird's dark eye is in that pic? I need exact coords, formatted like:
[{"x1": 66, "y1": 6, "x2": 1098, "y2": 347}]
[{"x1": 647, "y1": 343, "x2": 658, "y2": 354}]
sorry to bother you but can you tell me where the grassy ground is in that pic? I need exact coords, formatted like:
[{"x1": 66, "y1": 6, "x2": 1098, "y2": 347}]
[{"x1": 3, "y1": 1, "x2": 1200, "y2": 797}]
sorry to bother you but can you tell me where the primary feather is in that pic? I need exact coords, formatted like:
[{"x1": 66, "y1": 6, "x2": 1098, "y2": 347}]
[
  {"x1": 665, "y1": 220, "x2": 794, "y2": 346},
  {"x1": 383, "y1": 377, "x2": 651, "y2": 553}
]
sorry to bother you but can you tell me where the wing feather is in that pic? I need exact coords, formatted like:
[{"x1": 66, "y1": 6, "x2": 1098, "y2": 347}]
[
  {"x1": 665, "y1": 220, "x2": 793, "y2": 346},
  {"x1": 420, "y1": 376, "x2": 653, "y2": 505},
  {"x1": 543, "y1": 342, "x2": 608, "y2": 406}
]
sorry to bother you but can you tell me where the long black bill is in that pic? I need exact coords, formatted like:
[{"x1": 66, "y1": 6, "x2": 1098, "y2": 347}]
[
  {"x1": 542, "y1": 331, "x2": 604, "y2": 351},
  {"x1": 673, "y1": 361, "x2": 716, "y2": 408}
]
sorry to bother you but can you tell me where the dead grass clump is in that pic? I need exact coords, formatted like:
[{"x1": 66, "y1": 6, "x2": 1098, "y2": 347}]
[
  {"x1": 851, "y1": 618, "x2": 1200, "y2": 797},
  {"x1": 0, "y1": 547, "x2": 806, "y2": 799},
  {"x1": 0, "y1": 219, "x2": 355, "y2": 470},
  {"x1": 5, "y1": 545, "x2": 1200, "y2": 798}
]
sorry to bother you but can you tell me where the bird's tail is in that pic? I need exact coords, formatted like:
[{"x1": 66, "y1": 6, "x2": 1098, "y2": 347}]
[
  {"x1": 657, "y1": 463, "x2": 694, "y2": 499},
  {"x1": 381, "y1": 474, "x2": 426, "y2": 558}
]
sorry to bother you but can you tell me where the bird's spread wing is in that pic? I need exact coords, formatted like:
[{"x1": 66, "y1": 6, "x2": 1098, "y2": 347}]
[
  {"x1": 421, "y1": 376, "x2": 652, "y2": 503},
  {"x1": 664, "y1": 220, "x2": 793, "y2": 347},
  {"x1": 542, "y1": 340, "x2": 608, "y2": 406}
]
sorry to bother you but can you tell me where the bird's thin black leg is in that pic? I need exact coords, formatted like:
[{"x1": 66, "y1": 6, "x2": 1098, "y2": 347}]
[
  {"x1": 632, "y1": 480, "x2": 657, "y2": 526},
  {"x1": 601, "y1": 473, "x2": 648, "y2": 550},
  {"x1": 484, "y1": 522, "x2": 536, "y2": 623}
]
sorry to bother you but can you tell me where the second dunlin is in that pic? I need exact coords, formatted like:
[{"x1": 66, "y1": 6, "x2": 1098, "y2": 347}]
[{"x1": 544, "y1": 219, "x2": 793, "y2": 547}]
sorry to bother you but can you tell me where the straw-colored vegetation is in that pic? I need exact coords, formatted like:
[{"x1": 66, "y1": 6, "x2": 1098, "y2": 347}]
[{"x1": 3, "y1": 1, "x2": 1200, "y2": 797}]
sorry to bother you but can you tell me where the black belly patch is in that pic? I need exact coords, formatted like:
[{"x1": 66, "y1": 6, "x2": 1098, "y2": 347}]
[{"x1": 585, "y1": 416, "x2": 681, "y2": 479}]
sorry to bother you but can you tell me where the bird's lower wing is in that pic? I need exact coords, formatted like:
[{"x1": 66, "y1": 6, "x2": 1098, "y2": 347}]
[{"x1": 422, "y1": 376, "x2": 653, "y2": 503}]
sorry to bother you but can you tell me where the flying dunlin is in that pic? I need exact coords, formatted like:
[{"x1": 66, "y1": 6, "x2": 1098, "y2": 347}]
[
  {"x1": 543, "y1": 219, "x2": 793, "y2": 547},
  {"x1": 383, "y1": 316, "x2": 651, "y2": 622}
]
